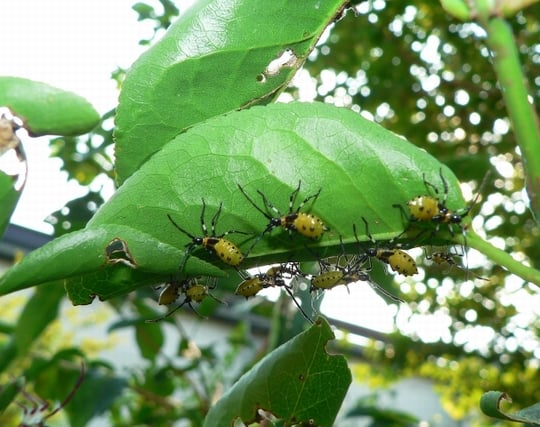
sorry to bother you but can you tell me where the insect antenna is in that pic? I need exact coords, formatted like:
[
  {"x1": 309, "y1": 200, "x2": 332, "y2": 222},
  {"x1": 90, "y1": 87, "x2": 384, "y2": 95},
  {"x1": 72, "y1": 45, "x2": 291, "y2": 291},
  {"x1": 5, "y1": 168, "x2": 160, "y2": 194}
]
[
  {"x1": 238, "y1": 184, "x2": 273, "y2": 220},
  {"x1": 167, "y1": 214, "x2": 196, "y2": 240}
]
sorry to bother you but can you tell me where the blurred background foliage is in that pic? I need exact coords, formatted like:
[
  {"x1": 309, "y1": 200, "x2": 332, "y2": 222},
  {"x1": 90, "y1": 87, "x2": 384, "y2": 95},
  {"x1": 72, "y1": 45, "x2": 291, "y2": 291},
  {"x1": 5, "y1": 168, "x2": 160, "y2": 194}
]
[{"x1": 2, "y1": 0, "x2": 539, "y2": 425}]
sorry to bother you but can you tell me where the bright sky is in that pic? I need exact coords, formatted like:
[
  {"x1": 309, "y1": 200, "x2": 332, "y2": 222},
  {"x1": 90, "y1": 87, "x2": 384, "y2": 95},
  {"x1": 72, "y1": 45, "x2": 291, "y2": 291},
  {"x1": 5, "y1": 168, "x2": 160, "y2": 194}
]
[{"x1": 1, "y1": 0, "x2": 177, "y2": 234}]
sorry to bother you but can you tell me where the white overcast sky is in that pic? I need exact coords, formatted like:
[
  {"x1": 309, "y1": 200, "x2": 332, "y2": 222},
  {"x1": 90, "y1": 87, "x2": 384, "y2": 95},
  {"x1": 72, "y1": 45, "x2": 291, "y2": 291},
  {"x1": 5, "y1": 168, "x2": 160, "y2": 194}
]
[{"x1": 1, "y1": 0, "x2": 195, "y2": 234}]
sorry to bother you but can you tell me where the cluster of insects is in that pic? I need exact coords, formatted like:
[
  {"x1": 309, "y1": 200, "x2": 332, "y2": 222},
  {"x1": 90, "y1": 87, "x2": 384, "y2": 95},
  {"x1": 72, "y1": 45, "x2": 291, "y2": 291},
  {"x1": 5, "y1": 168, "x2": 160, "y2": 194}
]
[{"x1": 147, "y1": 171, "x2": 488, "y2": 322}]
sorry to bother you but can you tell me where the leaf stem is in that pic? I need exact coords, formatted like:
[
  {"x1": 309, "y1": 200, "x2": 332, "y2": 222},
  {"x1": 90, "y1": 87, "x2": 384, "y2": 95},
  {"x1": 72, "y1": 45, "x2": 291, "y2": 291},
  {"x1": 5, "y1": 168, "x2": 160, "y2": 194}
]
[
  {"x1": 482, "y1": 17, "x2": 540, "y2": 220},
  {"x1": 465, "y1": 229, "x2": 540, "y2": 286}
]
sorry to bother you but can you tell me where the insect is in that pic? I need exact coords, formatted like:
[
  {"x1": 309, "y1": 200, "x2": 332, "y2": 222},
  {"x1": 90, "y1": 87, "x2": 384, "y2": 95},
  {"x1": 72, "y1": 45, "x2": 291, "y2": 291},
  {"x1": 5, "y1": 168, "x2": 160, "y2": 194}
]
[
  {"x1": 235, "y1": 267, "x2": 287, "y2": 299},
  {"x1": 236, "y1": 263, "x2": 313, "y2": 322},
  {"x1": 17, "y1": 362, "x2": 85, "y2": 427},
  {"x1": 310, "y1": 269, "x2": 348, "y2": 291},
  {"x1": 354, "y1": 217, "x2": 418, "y2": 277},
  {"x1": 238, "y1": 181, "x2": 328, "y2": 255},
  {"x1": 424, "y1": 247, "x2": 488, "y2": 281},
  {"x1": 147, "y1": 277, "x2": 224, "y2": 322},
  {"x1": 393, "y1": 169, "x2": 488, "y2": 241},
  {"x1": 309, "y1": 236, "x2": 404, "y2": 304},
  {"x1": 167, "y1": 199, "x2": 250, "y2": 272}
]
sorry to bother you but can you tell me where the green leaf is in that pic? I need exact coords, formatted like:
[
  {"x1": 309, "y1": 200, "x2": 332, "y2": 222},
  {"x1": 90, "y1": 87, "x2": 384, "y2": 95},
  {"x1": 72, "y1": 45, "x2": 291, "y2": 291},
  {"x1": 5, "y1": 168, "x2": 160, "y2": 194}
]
[
  {"x1": 13, "y1": 285, "x2": 65, "y2": 357},
  {"x1": 0, "y1": 102, "x2": 464, "y2": 302},
  {"x1": 0, "y1": 342, "x2": 17, "y2": 374},
  {"x1": 135, "y1": 319, "x2": 165, "y2": 361},
  {"x1": 0, "y1": 377, "x2": 22, "y2": 414},
  {"x1": 440, "y1": 0, "x2": 472, "y2": 20},
  {"x1": 0, "y1": 170, "x2": 21, "y2": 238},
  {"x1": 0, "y1": 224, "x2": 224, "y2": 300},
  {"x1": 204, "y1": 317, "x2": 351, "y2": 427},
  {"x1": 0, "y1": 76, "x2": 100, "y2": 136},
  {"x1": 114, "y1": 0, "x2": 349, "y2": 183},
  {"x1": 94, "y1": 102, "x2": 464, "y2": 264},
  {"x1": 480, "y1": 391, "x2": 540, "y2": 425},
  {"x1": 66, "y1": 364, "x2": 127, "y2": 427}
]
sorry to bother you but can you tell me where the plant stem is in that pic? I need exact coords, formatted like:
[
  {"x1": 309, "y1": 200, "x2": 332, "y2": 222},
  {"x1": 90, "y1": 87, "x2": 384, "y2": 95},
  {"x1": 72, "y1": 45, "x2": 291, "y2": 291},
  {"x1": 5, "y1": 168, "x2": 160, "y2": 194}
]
[
  {"x1": 482, "y1": 17, "x2": 540, "y2": 221},
  {"x1": 465, "y1": 229, "x2": 540, "y2": 286}
]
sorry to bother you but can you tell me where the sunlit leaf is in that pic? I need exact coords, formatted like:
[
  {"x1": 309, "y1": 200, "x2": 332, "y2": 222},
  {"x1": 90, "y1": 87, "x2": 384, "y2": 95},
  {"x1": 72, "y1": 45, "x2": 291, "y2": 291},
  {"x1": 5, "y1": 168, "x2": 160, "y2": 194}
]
[
  {"x1": 0, "y1": 102, "x2": 464, "y2": 303},
  {"x1": 0, "y1": 77, "x2": 100, "y2": 136},
  {"x1": 114, "y1": 0, "x2": 349, "y2": 183}
]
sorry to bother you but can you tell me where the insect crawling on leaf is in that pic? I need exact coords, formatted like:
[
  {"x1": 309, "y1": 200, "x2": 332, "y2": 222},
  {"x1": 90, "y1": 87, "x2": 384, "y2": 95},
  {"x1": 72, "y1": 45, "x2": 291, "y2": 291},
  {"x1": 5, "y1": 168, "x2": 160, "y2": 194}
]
[
  {"x1": 354, "y1": 217, "x2": 418, "y2": 277},
  {"x1": 238, "y1": 181, "x2": 328, "y2": 256},
  {"x1": 236, "y1": 263, "x2": 313, "y2": 323},
  {"x1": 167, "y1": 199, "x2": 251, "y2": 272},
  {"x1": 424, "y1": 247, "x2": 489, "y2": 281},
  {"x1": 147, "y1": 276, "x2": 225, "y2": 323},
  {"x1": 309, "y1": 235, "x2": 404, "y2": 304},
  {"x1": 393, "y1": 168, "x2": 490, "y2": 240}
]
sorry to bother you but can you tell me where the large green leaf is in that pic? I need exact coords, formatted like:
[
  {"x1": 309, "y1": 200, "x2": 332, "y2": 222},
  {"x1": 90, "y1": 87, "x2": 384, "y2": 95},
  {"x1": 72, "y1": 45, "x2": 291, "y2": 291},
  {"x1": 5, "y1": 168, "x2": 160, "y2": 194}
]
[
  {"x1": 114, "y1": 0, "x2": 349, "y2": 183},
  {"x1": 0, "y1": 102, "x2": 465, "y2": 301},
  {"x1": 0, "y1": 77, "x2": 100, "y2": 136},
  {"x1": 204, "y1": 317, "x2": 351, "y2": 427},
  {"x1": 0, "y1": 224, "x2": 224, "y2": 301}
]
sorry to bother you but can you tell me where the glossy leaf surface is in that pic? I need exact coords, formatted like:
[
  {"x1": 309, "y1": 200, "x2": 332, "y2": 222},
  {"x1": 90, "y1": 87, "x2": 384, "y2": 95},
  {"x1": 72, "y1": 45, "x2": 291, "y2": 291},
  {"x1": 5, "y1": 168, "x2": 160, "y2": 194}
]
[
  {"x1": 0, "y1": 224, "x2": 224, "y2": 302},
  {"x1": 0, "y1": 102, "x2": 464, "y2": 301},
  {"x1": 114, "y1": 0, "x2": 348, "y2": 183}
]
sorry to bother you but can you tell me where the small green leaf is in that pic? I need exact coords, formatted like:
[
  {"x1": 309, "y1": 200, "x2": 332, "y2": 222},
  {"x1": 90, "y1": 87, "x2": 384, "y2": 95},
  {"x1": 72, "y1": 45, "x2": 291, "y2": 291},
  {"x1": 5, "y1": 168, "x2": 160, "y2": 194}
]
[
  {"x1": 135, "y1": 321, "x2": 164, "y2": 361},
  {"x1": 0, "y1": 77, "x2": 100, "y2": 136},
  {"x1": 0, "y1": 170, "x2": 21, "y2": 238},
  {"x1": 204, "y1": 317, "x2": 351, "y2": 427},
  {"x1": 0, "y1": 377, "x2": 22, "y2": 414},
  {"x1": 114, "y1": 0, "x2": 349, "y2": 183},
  {"x1": 440, "y1": 0, "x2": 472, "y2": 20},
  {"x1": 480, "y1": 391, "x2": 540, "y2": 425}
]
